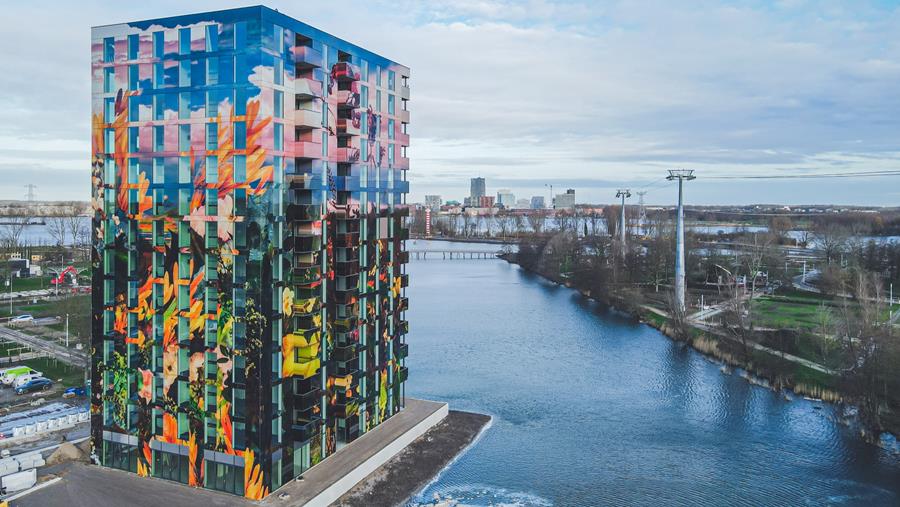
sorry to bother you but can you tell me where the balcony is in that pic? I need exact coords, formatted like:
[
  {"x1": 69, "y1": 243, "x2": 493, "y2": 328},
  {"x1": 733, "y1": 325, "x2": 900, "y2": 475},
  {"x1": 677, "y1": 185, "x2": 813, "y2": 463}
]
[
  {"x1": 335, "y1": 88, "x2": 360, "y2": 110},
  {"x1": 336, "y1": 147, "x2": 360, "y2": 164},
  {"x1": 398, "y1": 109, "x2": 410, "y2": 123},
  {"x1": 334, "y1": 260, "x2": 361, "y2": 277},
  {"x1": 396, "y1": 251, "x2": 409, "y2": 264},
  {"x1": 395, "y1": 132, "x2": 410, "y2": 146},
  {"x1": 295, "y1": 78, "x2": 322, "y2": 100},
  {"x1": 337, "y1": 117, "x2": 361, "y2": 137},
  {"x1": 293, "y1": 235, "x2": 321, "y2": 253},
  {"x1": 399, "y1": 85, "x2": 410, "y2": 100},
  {"x1": 397, "y1": 366, "x2": 409, "y2": 384},
  {"x1": 291, "y1": 264, "x2": 321, "y2": 286},
  {"x1": 294, "y1": 108, "x2": 322, "y2": 130},
  {"x1": 393, "y1": 341, "x2": 408, "y2": 360},
  {"x1": 291, "y1": 416, "x2": 322, "y2": 443},
  {"x1": 331, "y1": 62, "x2": 360, "y2": 82},
  {"x1": 394, "y1": 157, "x2": 410, "y2": 170},
  {"x1": 294, "y1": 46, "x2": 323, "y2": 69},
  {"x1": 294, "y1": 140, "x2": 323, "y2": 160},
  {"x1": 292, "y1": 296, "x2": 322, "y2": 316}
]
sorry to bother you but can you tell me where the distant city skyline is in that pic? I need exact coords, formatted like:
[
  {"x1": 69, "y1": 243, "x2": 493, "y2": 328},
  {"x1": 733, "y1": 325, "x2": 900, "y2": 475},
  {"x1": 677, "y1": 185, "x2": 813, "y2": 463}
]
[{"x1": 2, "y1": 1, "x2": 900, "y2": 205}]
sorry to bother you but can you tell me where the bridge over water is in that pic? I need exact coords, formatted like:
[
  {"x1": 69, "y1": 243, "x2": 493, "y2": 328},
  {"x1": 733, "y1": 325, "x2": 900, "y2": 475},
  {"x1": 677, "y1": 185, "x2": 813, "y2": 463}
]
[{"x1": 408, "y1": 250, "x2": 500, "y2": 260}]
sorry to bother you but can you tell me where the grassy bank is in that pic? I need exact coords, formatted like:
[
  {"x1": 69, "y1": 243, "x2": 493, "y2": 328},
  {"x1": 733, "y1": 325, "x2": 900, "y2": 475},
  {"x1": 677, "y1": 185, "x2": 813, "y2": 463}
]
[{"x1": 501, "y1": 253, "x2": 897, "y2": 439}]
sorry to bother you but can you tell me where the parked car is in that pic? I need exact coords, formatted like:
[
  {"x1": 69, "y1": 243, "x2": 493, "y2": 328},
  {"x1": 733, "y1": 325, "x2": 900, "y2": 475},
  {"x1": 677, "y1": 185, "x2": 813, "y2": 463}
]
[
  {"x1": 8, "y1": 315, "x2": 33, "y2": 324},
  {"x1": 62, "y1": 386, "x2": 87, "y2": 398},
  {"x1": 12, "y1": 373, "x2": 43, "y2": 388},
  {"x1": 1, "y1": 367, "x2": 42, "y2": 386},
  {"x1": 15, "y1": 377, "x2": 52, "y2": 395}
]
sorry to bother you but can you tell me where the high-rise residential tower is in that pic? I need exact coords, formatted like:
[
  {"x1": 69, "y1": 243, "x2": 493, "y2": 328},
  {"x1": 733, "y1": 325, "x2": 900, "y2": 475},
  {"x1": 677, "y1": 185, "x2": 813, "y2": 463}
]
[{"x1": 90, "y1": 6, "x2": 410, "y2": 498}]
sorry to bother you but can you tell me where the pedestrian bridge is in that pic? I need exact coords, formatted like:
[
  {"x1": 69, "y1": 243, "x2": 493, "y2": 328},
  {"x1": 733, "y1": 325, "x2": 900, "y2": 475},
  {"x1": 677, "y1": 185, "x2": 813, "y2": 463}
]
[{"x1": 408, "y1": 250, "x2": 500, "y2": 260}]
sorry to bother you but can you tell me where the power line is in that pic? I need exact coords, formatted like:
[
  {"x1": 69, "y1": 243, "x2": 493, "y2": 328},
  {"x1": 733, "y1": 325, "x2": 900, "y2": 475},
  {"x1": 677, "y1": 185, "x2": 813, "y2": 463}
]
[{"x1": 705, "y1": 170, "x2": 900, "y2": 180}]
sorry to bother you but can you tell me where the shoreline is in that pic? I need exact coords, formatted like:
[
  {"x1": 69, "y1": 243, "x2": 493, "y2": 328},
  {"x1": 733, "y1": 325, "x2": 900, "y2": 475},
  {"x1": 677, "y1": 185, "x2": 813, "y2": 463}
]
[
  {"x1": 335, "y1": 410, "x2": 492, "y2": 507},
  {"x1": 498, "y1": 252, "x2": 900, "y2": 445}
]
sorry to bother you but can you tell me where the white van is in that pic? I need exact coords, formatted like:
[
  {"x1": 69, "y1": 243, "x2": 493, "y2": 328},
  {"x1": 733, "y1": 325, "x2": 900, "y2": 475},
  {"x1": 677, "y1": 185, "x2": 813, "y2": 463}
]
[
  {"x1": 1, "y1": 367, "x2": 42, "y2": 386},
  {"x1": 12, "y1": 373, "x2": 44, "y2": 388}
]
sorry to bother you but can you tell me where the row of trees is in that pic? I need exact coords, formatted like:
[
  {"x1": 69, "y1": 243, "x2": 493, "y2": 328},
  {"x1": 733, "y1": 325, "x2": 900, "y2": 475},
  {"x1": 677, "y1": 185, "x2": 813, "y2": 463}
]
[{"x1": 0, "y1": 201, "x2": 89, "y2": 251}]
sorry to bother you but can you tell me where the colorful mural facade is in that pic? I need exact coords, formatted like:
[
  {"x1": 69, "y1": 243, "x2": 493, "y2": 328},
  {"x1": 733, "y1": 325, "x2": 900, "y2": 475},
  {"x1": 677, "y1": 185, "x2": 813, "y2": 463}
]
[{"x1": 90, "y1": 6, "x2": 410, "y2": 498}]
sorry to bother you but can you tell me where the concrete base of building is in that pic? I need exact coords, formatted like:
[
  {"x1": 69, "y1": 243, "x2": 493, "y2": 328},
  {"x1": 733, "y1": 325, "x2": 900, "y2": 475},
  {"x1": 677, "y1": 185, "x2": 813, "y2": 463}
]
[{"x1": 14, "y1": 398, "x2": 450, "y2": 507}]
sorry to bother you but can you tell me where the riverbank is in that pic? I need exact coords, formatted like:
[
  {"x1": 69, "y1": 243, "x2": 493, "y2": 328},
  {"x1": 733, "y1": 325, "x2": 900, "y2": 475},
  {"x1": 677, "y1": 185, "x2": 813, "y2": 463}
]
[
  {"x1": 335, "y1": 410, "x2": 492, "y2": 506},
  {"x1": 499, "y1": 252, "x2": 900, "y2": 442}
]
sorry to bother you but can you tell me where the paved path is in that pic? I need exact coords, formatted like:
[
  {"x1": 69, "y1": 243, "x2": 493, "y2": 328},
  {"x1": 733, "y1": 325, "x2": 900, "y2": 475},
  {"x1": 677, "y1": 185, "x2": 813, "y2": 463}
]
[{"x1": 0, "y1": 325, "x2": 86, "y2": 367}]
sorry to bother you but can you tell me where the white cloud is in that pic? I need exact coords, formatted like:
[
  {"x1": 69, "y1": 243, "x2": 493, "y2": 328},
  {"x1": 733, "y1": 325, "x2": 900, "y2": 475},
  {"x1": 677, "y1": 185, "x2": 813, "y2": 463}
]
[{"x1": 0, "y1": 0, "x2": 898, "y2": 204}]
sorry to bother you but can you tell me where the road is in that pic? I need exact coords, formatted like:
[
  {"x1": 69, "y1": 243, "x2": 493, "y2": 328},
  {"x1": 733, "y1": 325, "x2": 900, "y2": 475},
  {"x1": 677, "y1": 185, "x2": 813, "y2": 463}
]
[
  {"x1": 0, "y1": 325, "x2": 87, "y2": 367},
  {"x1": 792, "y1": 269, "x2": 821, "y2": 293}
]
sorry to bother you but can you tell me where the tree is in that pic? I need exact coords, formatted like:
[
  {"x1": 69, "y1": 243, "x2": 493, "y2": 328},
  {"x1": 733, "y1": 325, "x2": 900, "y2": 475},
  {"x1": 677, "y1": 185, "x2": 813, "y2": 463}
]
[
  {"x1": 526, "y1": 212, "x2": 544, "y2": 235},
  {"x1": 0, "y1": 206, "x2": 34, "y2": 250},
  {"x1": 813, "y1": 221, "x2": 849, "y2": 265}
]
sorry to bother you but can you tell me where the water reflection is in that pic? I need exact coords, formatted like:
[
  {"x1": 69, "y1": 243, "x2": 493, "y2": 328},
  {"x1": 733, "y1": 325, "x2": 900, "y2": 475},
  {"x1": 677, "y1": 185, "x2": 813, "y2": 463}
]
[{"x1": 406, "y1": 241, "x2": 900, "y2": 506}]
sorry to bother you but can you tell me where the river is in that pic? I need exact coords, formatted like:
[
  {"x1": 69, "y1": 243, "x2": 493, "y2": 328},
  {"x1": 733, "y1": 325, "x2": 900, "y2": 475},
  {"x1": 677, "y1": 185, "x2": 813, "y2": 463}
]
[{"x1": 403, "y1": 240, "x2": 900, "y2": 506}]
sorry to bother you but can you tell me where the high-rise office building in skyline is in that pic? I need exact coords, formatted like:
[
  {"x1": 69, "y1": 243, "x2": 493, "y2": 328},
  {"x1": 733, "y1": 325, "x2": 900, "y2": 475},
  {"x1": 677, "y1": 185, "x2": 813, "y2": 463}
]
[
  {"x1": 469, "y1": 177, "x2": 485, "y2": 201},
  {"x1": 90, "y1": 6, "x2": 410, "y2": 498}
]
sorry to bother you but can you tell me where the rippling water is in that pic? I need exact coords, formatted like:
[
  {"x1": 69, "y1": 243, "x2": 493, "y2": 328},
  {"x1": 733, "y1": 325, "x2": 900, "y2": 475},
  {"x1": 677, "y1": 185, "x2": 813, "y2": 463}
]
[{"x1": 404, "y1": 240, "x2": 900, "y2": 507}]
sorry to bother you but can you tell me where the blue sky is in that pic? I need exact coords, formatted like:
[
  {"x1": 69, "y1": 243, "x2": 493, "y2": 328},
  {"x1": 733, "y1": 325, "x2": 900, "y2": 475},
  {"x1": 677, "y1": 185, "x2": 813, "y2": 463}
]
[{"x1": 1, "y1": 0, "x2": 899, "y2": 206}]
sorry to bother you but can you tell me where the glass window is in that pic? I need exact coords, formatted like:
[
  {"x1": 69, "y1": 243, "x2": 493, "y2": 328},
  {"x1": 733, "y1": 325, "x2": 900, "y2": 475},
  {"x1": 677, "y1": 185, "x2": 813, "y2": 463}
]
[
  {"x1": 104, "y1": 98, "x2": 115, "y2": 123},
  {"x1": 153, "y1": 157, "x2": 165, "y2": 182},
  {"x1": 128, "y1": 34, "x2": 139, "y2": 60},
  {"x1": 128, "y1": 126, "x2": 139, "y2": 152},
  {"x1": 275, "y1": 58, "x2": 284, "y2": 86},
  {"x1": 274, "y1": 25, "x2": 284, "y2": 53},
  {"x1": 154, "y1": 126, "x2": 164, "y2": 151},
  {"x1": 233, "y1": 122, "x2": 246, "y2": 149},
  {"x1": 153, "y1": 95, "x2": 164, "y2": 120},
  {"x1": 207, "y1": 57, "x2": 218, "y2": 85},
  {"x1": 179, "y1": 156, "x2": 191, "y2": 183},
  {"x1": 179, "y1": 28, "x2": 191, "y2": 55},
  {"x1": 129, "y1": 64, "x2": 139, "y2": 91},
  {"x1": 388, "y1": 70, "x2": 396, "y2": 91},
  {"x1": 206, "y1": 123, "x2": 217, "y2": 150},
  {"x1": 179, "y1": 92, "x2": 190, "y2": 119},
  {"x1": 388, "y1": 94, "x2": 395, "y2": 114},
  {"x1": 376, "y1": 91, "x2": 381, "y2": 112},
  {"x1": 375, "y1": 65, "x2": 381, "y2": 86},
  {"x1": 361, "y1": 85, "x2": 368, "y2": 108},
  {"x1": 103, "y1": 67, "x2": 115, "y2": 93},
  {"x1": 206, "y1": 91, "x2": 218, "y2": 118},
  {"x1": 361, "y1": 60, "x2": 368, "y2": 81},
  {"x1": 179, "y1": 60, "x2": 190, "y2": 87},
  {"x1": 103, "y1": 37, "x2": 115, "y2": 62},
  {"x1": 234, "y1": 155, "x2": 246, "y2": 182},
  {"x1": 274, "y1": 123, "x2": 283, "y2": 151},
  {"x1": 205, "y1": 24, "x2": 218, "y2": 52},
  {"x1": 206, "y1": 156, "x2": 218, "y2": 183},
  {"x1": 360, "y1": 111, "x2": 368, "y2": 135},
  {"x1": 153, "y1": 62, "x2": 164, "y2": 89},
  {"x1": 179, "y1": 124, "x2": 190, "y2": 151},
  {"x1": 388, "y1": 119, "x2": 394, "y2": 140},
  {"x1": 153, "y1": 31, "x2": 164, "y2": 58},
  {"x1": 274, "y1": 90, "x2": 283, "y2": 119}
]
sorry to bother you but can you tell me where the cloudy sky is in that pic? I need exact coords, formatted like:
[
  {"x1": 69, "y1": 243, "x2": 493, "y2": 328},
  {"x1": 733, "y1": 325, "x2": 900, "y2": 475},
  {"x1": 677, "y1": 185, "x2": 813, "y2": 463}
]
[{"x1": 2, "y1": 0, "x2": 899, "y2": 206}]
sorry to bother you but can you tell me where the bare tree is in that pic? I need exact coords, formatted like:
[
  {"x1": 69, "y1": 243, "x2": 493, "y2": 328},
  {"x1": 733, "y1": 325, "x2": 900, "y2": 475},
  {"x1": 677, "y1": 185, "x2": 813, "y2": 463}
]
[
  {"x1": 0, "y1": 206, "x2": 34, "y2": 250},
  {"x1": 813, "y1": 221, "x2": 849, "y2": 265},
  {"x1": 46, "y1": 208, "x2": 68, "y2": 247},
  {"x1": 526, "y1": 212, "x2": 544, "y2": 235},
  {"x1": 65, "y1": 201, "x2": 89, "y2": 247}
]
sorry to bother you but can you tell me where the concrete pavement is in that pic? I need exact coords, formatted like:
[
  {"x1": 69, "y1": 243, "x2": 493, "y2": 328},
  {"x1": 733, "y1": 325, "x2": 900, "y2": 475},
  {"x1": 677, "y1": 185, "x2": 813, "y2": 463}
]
[{"x1": 13, "y1": 399, "x2": 456, "y2": 507}]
